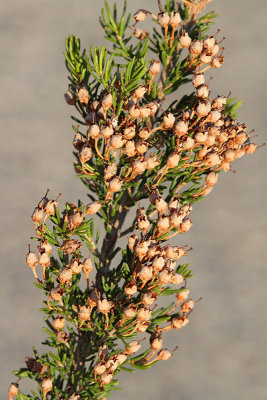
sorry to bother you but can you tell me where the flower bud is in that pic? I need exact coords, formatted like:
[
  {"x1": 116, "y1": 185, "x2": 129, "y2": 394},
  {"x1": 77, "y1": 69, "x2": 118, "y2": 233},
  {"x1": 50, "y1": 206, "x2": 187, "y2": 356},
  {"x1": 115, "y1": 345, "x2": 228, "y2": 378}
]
[
  {"x1": 138, "y1": 265, "x2": 153, "y2": 282},
  {"x1": 26, "y1": 251, "x2": 38, "y2": 269},
  {"x1": 59, "y1": 267, "x2": 73, "y2": 284},
  {"x1": 149, "y1": 60, "x2": 161, "y2": 77},
  {"x1": 211, "y1": 44, "x2": 220, "y2": 57},
  {"x1": 86, "y1": 201, "x2": 101, "y2": 215},
  {"x1": 61, "y1": 239, "x2": 82, "y2": 254},
  {"x1": 171, "y1": 273, "x2": 184, "y2": 285},
  {"x1": 129, "y1": 106, "x2": 140, "y2": 119},
  {"x1": 223, "y1": 149, "x2": 235, "y2": 162},
  {"x1": 132, "y1": 158, "x2": 147, "y2": 174},
  {"x1": 100, "y1": 372, "x2": 113, "y2": 385},
  {"x1": 116, "y1": 353, "x2": 127, "y2": 365},
  {"x1": 150, "y1": 335, "x2": 163, "y2": 351},
  {"x1": 244, "y1": 143, "x2": 257, "y2": 154},
  {"x1": 147, "y1": 154, "x2": 160, "y2": 170},
  {"x1": 134, "y1": 86, "x2": 146, "y2": 101},
  {"x1": 204, "y1": 36, "x2": 216, "y2": 51},
  {"x1": 82, "y1": 257, "x2": 93, "y2": 278},
  {"x1": 138, "y1": 214, "x2": 150, "y2": 231},
  {"x1": 79, "y1": 146, "x2": 92, "y2": 164},
  {"x1": 138, "y1": 128, "x2": 151, "y2": 140},
  {"x1": 196, "y1": 102, "x2": 211, "y2": 117},
  {"x1": 158, "y1": 268, "x2": 172, "y2": 284},
  {"x1": 158, "y1": 12, "x2": 170, "y2": 28},
  {"x1": 179, "y1": 32, "x2": 192, "y2": 48},
  {"x1": 170, "y1": 212, "x2": 183, "y2": 227},
  {"x1": 97, "y1": 299, "x2": 112, "y2": 314},
  {"x1": 200, "y1": 53, "x2": 212, "y2": 64},
  {"x1": 77, "y1": 87, "x2": 89, "y2": 104},
  {"x1": 165, "y1": 245, "x2": 185, "y2": 260},
  {"x1": 197, "y1": 85, "x2": 209, "y2": 99},
  {"x1": 139, "y1": 106, "x2": 151, "y2": 119},
  {"x1": 155, "y1": 197, "x2": 168, "y2": 213},
  {"x1": 163, "y1": 113, "x2": 175, "y2": 129},
  {"x1": 133, "y1": 9, "x2": 148, "y2": 22},
  {"x1": 174, "y1": 120, "x2": 188, "y2": 136},
  {"x1": 167, "y1": 153, "x2": 180, "y2": 168},
  {"x1": 64, "y1": 90, "x2": 76, "y2": 105},
  {"x1": 170, "y1": 11, "x2": 181, "y2": 28},
  {"x1": 50, "y1": 287, "x2": 63, "y2": 303},
  {"x1": 133, "y1": 28, "x2": 147, "y2": 40},
  {"x1": 181, "y1": 299, "x2": 195, "y2": 313},
  {"x1": 137, "y1": 306, "x2": 152, "y2": 322},
  {"x1": 69, "y1": 259, "x2": 82, "y2": 274},
  {"x1": 142, "y1": 292, "x2": 157, "y2": 306},
  {"x1": 190, "y1": 40, "x2": 203, "y2": 55},
  {"x1": 211, "y1": 56, "x2": 224, "y2": 69},
  {"x1": 32, "y1": 207, "x2": 43, "y2": 225},
  {"x1": 8, "y1": 383, "x2": 19, "y2": 400},
  {"x1": 110, "y1": 134, "x2": 125, "y2": 149},
  {"x1": 39, "y1": 252, "x2": 50, "y2": 267},
  {"x1": 152, "y1": 256, "x2": 165, "y2": 272},
  {"x1": 125, "y1": 282, "x2": 138, "y2": 296},
  {"x1": 102, "y1": 93, "x2": 113, "y2": 109},
  {"x1": 158, "y1": 349, "x2": 172, "y2": 361},
  {"x1": 180, "y1": 218, "x2": 193, "y2": 233},
  {"x1": 124, "y1": 305, "x2": 136, "y2": 319},
  {"x1": 108, "y1": 177, "x2": 122, "y2": 193},
  {"x1": 53, "y1": 316, "x2": 65, "y2": 331},
  {"x1": 88, "y1": 124, "x2": 100, "y2": 139},
  {"x1": 176, "y1": 288, "x2": 190, "y2": 302},
  {"x1": 78, "y1": 306, "x2": 91, "y2": 323},
  {"x1": 157, "y1": 216, "x2": 170, "y2": 232},
  {"x1": 205, "y1": 172, "x2": 218, "y2": 187},
  {"x1": 195, "y1": 131, "x2": 208, "y2": 144},
  {"x1": 101, "y1": 125, "x2": 114, "y2": 139},
  {"x1": 124, "y1": 126, "x2": 136, "y2": 140},
  {"x1": 204, "y1": 152, "x2": 221, "y2": 167},
  {"x1": 125, "y1": 340, "x2": 141, "y2": 354},
  {"x1": 192, "y1": 73, "x2": 205, "y2": 88}
]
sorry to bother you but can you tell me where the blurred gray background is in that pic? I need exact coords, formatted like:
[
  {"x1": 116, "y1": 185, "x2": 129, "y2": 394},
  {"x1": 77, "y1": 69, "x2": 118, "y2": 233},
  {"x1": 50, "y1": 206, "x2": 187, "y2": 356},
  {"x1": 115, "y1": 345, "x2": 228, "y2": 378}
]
[{"x1": 0, "y1": 0, "x2": 266, "y2": 399}]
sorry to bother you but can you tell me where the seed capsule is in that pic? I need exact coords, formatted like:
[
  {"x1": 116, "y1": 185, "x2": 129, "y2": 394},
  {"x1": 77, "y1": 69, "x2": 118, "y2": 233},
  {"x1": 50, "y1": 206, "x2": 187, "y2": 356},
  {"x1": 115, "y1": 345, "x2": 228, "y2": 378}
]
[
  {"x1": 137, "y1": 306, "x2": 152, "y2": 322},
  {"x1": 83, "y1": 257, "x2": 93, "y2": 279},
  {"x1": 155, "y1": 197, "x2": 168, "y2": 213},
  {"x1": 88, "y1": 124, "x2": 100, "y2": 139},
  {"x1": 152, "y1": 256, "x2": 165, "y2": 272},
  {"x1": 244, "y1": 143, "x2": 257, "y2": 154},
  {"x1": 147, "y1": 154, "x2": 160, "y2": 170},
  {"x1": 158, "y1": 268, "x2": 172, "y2": 284},
  {"x1": 163, "y1": 113, "x2": 175, "y2": 129},
  {"x1": 124, "y1": 305, "x2": 136, "y2": 319},
  {"x1": 157, "y1": 216, "x2": 170, "y2": 232},
  {"x1": 176, "y1": 288, "x2": 190, "y2": 302},
  {"x1": 124, "y1": 126, "x2": 136, "y2": 140},
  {"x1": 97, "y1": 299, "x2": 112, "y2": 314},
  {"x1": 150, "y1": 335, "x2": 163, "y2": 351},
  {"x1": 101, "y1": 125, "x2": 113, "y2": 139},
  {"x1": 171, "y1": 273, "x2": 184, "y2": 285},
  {"x1": 125, "y1": 282, "x2": 138, "y2": 296},
  {"x1": 142, "y1": 292, "x2": 157, "y2": 307},
  {"x1": 61, "y1": 239, "x2": 82, "y2": 254}
]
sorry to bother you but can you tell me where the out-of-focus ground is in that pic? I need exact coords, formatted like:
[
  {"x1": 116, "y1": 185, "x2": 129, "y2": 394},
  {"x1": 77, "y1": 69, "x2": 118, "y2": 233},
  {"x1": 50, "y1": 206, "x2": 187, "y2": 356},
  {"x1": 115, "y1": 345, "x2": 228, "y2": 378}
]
[{"x1": 0, "y1": 0, "x2": 266, "y2": 399}]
